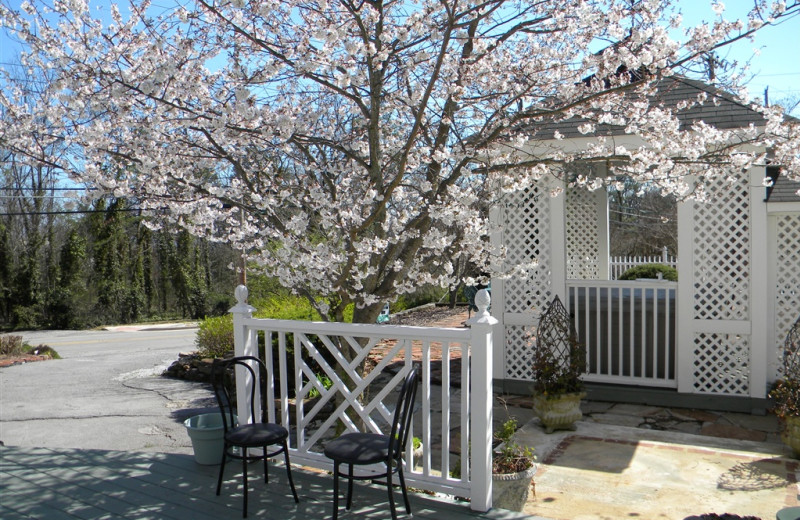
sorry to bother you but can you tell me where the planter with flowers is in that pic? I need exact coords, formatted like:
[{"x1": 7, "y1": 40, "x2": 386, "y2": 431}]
[
  {"x1": 769, "y1": 315, "x2": 800, "y2": 458},
  {"x1": 491, "y1": 418, "x2": 537, "y2": 511},
  {"x1": 531, "y1": 296, "x2": 587, "y2": 434}
]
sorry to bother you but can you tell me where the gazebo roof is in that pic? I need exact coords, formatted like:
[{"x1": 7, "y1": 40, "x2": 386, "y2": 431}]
[
  {"x1": 766, "y1": 167, "x2": 800, "y2": 203},
  {"x1": 526, "y1": 76, "x2": 768, "y2": 141}
]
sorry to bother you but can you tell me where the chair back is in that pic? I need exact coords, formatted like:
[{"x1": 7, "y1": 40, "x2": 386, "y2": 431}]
[
  {"x1": 210, "y1": 355, "x2": 268, "y2": 432},
  {"x1": 387, "y1": 367, "x2": 419, "y2": 462}
]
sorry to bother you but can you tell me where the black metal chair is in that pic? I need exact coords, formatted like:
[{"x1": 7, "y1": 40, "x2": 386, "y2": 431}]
[
  {"x1": 211, "y1": 355, "x2": 299, "y2": 518},
  {"x1": 323, "y1": 367, "x2": 419, "y2": 520}
]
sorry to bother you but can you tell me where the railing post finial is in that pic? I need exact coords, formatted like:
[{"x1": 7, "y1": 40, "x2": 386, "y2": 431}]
[
  {"x1": 230, "y1": 284, "x2": 256, "y2": 316},
  {"x1": 235, "y1": 284, "x2": 249, "y2": 306}
]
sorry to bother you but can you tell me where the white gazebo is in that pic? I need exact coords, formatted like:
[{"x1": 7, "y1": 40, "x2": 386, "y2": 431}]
[{"x1": 490, "y1": 77, "x2": 800, "y2": 412}]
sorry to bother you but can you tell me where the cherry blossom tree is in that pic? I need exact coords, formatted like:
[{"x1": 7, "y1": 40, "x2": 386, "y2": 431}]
[{"x1": 1, "y1": 0, "x2": 798, "y2": 324}]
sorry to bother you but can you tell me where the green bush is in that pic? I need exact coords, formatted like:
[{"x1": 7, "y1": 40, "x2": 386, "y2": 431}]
[
  {"x1": 195, "y1": 314, "x2": 234, "y2": 358},
  {"x1": 618, "y1": 263, "x2": 678, "y2": 282},
  {"x1": 253, "y1": 295, "x2": 322, "y2": 321},
  {"x1": 307, "y1": 373, "x2": 334, "y2": 398},
  {"x1": 195, "y1": 293, "x2": 355, "y2": 359}
]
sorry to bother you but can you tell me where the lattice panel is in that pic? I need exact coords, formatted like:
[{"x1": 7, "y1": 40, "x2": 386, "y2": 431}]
[
  {"x1": 692, "y1": 177, "x2": 750, "y2": 320},
  {"x1": 566, "y1": 185, "x2": 601, "y2": 280},
  {"x1": 693, "y1": 333, "x2": 750, "y2": 395},
  {"x1": 503, "y1": 185, "x2": 553, "y2": 314},
  {"x1": 774, "y1": 214, "x2": 800, "y2": 359},
  {"x1": 505, "y1": 325, "x2": 535, "y2": 380}
]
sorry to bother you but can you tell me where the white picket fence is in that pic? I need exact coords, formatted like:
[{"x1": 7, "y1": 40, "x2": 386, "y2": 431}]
[
  {"x1": 609, "y1": 247, "x2": 677, "y2": 280},
  {"x1": 230, "y1": 285, "x2": 497, "y2": 512}
]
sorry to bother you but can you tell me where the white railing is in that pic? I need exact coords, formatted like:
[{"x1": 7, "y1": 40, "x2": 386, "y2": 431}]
[
  {"x1": 609, "y1": 247, "x2": 677, "y2": 280},
  {"x1": 566, "y1": 280, "x2": 678, "y2": 388},
  {"x1": 230, "y1": 285, "x2": 496, "y2": 512}
]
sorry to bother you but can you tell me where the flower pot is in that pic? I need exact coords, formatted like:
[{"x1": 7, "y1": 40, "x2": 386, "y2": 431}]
[
  {"x1": 184, "y1": 413, "x2": 232, "y2": 465},
  {"x1": 411, "y1": 442, "x2": 424, "y2": 470},
  {"x1": 781, "y1": 415, "x2": 800, "y2": 458},
  {"x1": 533, "y1": 392, "x2": 585, "y2": 434},
  {"x1": 492, "y1": 464, "x2": 537, "y2": 511}
]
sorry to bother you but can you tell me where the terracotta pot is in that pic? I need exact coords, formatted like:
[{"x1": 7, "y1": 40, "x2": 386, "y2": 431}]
[
  {"x1": 492, "y1": 464, "x2": 537, "y2": 511},
  {"x1": 533, "y1": 392, "x2": 585, "y2": 434},
  {"x1": 781, "y1": 415, "x2": 800, "y2": 458}
]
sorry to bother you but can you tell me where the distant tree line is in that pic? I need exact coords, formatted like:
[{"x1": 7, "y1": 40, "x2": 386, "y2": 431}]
[{"x1": 0, "y1": 193, "x2": 237, "y2": 330}]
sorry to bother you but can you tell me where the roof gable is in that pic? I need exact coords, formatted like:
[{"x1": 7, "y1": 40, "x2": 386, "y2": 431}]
[
  {"x1": 526, "y1": 76, "x2": 767, "y2": 141},
  {"x1": 767, "y1": 166, "x2": 800, "y2": 203}
]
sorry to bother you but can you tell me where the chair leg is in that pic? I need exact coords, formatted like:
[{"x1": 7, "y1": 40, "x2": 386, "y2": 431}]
[
  {"x1": 264, "y1": 446, "x2": 269, "y2": 484},
  {"x1": 386, "y1": 463, "x2": 398, "y2": 520},
  {"x1": 332, "y1": 463, "x2": 340, "y2": 520},
  {"x1": 346, "y1": 463, "x2": 354, "y2": 511},
  {"x1": 216, "y1": 445, "x2": 228, "y2": 496},
  {"x1": 282, "y1": 441, "x2": 299, "y2": 503},
  {"x1": 397, "y1": 462, "x2": 411, "y2": 514},
  {"x1": 242, "y1": 447, "x2": 248, "y2": 518}
]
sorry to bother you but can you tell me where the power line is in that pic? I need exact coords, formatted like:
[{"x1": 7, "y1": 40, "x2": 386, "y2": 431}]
[
  {"x1": 0, "y1": 186, "x2": 93, "y2": 191},
  {"x1": 0, "y1": 208, "x2": 158, "y2": 216}
]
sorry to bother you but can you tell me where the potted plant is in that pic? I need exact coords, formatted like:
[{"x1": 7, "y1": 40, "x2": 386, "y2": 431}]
[
  {"x1": 491, "y1": 417, "x2": 537, "y2": 511},
  {"x1": 769, "y1": 378, "x2": 800, "y2": 458},
  {"x1": 531, "y1": 296, "x2": 587, "y2": 433},
  {"x1": 769, "y1": 315, "x2": 800, "y2": 458}
]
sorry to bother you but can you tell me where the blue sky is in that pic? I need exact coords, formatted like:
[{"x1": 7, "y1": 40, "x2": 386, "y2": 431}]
[
  {"x1": 1, "y1": 0, "x2": 798, "y2": 110},
  {"x1": 678, "y1": 2, "x2": 800, "y2": 110}
]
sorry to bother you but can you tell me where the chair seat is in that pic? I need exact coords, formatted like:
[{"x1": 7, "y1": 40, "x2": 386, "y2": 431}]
[
  {"x1": 225, "y1": 421, "x2": 288, "y2": 447},
  {"x1": 324, "y1": 432, "x2": 391, "y2": 465}
]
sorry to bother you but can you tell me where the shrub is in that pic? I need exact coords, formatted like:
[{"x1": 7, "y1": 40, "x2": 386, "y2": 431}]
[
  {"x1": 0, "y1": 335, "x2": 25, "y2": 356},
  {"x1": 0, "y1": 335, "x2": 61, "y2": 359},
  {"x1": 493, "y1": 418, "x2": 536, "y2": 474},
  {"x1": 769, "y1": 378, "x2": 800, "y2": 421},
  {"x1": 307, "y1": 373, "x2": 333, "y2": 398},
  {"x1": 253, "y1": 295, "x2": 322, "y2": 321},
  {"x1": 195, "y1": 314, "x2": 234, "y2": 358},
  {"x1": 618, "y1": 263, "x2": 678, "y2": 281}
]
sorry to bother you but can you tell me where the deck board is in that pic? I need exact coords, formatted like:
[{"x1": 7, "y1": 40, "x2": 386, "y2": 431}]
[{"x1": 1, "y1": 446, "x2": 542, "y2": 520}]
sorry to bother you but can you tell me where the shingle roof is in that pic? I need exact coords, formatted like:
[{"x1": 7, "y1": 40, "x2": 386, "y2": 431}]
[
  {"x1": 524, "y1": 76, "x2": 767, "y2": 140},
  {"x1": 767, "y1": 167, "x2": 800, "y2": 203}
]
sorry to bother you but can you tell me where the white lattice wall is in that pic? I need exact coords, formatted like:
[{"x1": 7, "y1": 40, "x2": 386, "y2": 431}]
[
  {"x1": 692, "y1": 180, "x2": 751, "y2": 321},
  {"x1": 774, "y1": 214, "x2": 800, "y2": 359},
  {"x1": 566, "y1": 186, "x2": 602, "y2": 280},
  {"x1": 503, "y1": 186, "x2": 553, "y2": 315},
  {"x1": 693, "y1": 333, "x2": 750, "y2": 394},
  {"x1": 501, "y1": 185, "x2": 553, "y2": 379},
  {"x1": 689, "y1": 175, "x2": 752, "y2": 395},
  {"x1": 504, "y1": 325, "x2": 535, "y2": 380}
]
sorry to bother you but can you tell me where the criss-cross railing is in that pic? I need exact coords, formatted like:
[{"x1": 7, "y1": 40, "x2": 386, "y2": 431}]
[{"x1": 229, "y1": 285, "x2": 496, "y2": 512}]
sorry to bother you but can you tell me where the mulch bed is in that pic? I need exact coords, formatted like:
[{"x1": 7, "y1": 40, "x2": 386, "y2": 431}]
[{"x1": 0, "y1": 354, "x2": 52, "y2": 368}]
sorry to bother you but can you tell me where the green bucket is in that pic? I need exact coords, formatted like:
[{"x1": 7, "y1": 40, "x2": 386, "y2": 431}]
[{"x1": 184, "y1": 413, "x2": 230, "y2": 465}]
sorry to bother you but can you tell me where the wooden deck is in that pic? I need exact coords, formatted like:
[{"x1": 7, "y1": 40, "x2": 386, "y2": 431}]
[{"x1": 0, "y1": 446, "x2": 540, "y2": 520}]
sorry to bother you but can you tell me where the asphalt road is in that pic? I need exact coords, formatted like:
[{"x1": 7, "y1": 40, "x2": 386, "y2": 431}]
[{"x1": 0, "y1": 326, "x2": 214, "y2": 455}]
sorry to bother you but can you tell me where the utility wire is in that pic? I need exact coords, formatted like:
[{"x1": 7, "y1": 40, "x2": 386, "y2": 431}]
[{"x1": 0, "y1": 208, "x2": 157, "y2": 216}]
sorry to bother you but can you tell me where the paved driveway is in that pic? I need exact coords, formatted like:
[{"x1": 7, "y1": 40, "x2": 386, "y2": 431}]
[{"x1": 0, "y1": 327, "x2": 213, "y2": 454}]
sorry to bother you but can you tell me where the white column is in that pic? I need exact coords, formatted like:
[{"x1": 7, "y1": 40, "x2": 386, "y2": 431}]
[
  {"x1": 489, "y1": 204, "x2": 506, "y2": 381},
  {"x1": 467, "y1": 289, "x2": 498, "y2": 512},
  {"x1": 595, "y1": 167, "x2": 610, "y2": 281},
  {"x1": 676, "y1": 193, "x2": 695, "y2": 394},
  {"x1": 749, "y1": 167, "x2": 769, "y2": 399},
  {"x1": 230, "y1": 285, "x2": 257, "y2": 424},
  {"x1": 549, "y1": 177, "x2": 567, "y2": 302}
]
